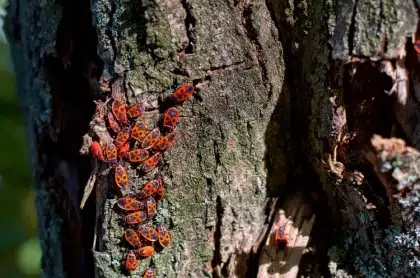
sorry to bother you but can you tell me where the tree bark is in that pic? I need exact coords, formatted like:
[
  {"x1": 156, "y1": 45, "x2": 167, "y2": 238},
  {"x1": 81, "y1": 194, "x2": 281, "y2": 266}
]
[{"x1": 6, "y1": 0, "x2": 420, "y2": 277}]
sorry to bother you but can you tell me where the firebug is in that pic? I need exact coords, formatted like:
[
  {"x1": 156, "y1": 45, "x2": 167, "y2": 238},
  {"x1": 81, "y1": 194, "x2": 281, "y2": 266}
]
[
  {"x1": 124, "y1": 228, "x2": 142, "y2": 248},
  {"x1": 128, "y1": 148, "x2": 149, "y2": 163},
  {"x1": 155, "y1": 185, "x2": 164, "y2": 201},
  {"x1": 170, "y1": 83, "x2": 194, "y2": 103},
  {"x1": 139, "y1": 176, "x2": 162, "y2": 199},
  {"x1": 125, "y1": 252, "x2": 138, "y2": 272},
  {"x1": 137, "y1": 246, "x2": 154, "y2": 257},
  {"x1": 141, "y1": 127, "x2": 161, "y2": 149},
  {"x1": 137, "y1": 225, "x2": 159, "y2": 242},
  {"x1": 115, "y1": 165, "x2": 129, "y2": 189},
  {"x1": 141, "y1": 152, "x2": 162, "y2": 173},
  {"x1": 106, "y1": 111, "x2": 121, "y2": 133},
  {"x1": 111, "y1": 98, "x2": 128, "y2": 125},
  {"x1": 117, "y1": 196, "x2": 144, "y2": 211},
  {"x1": 118, "y1": 143, "x2": 130, "y2": 159},
  {"x1": 146, "y1": 197, "x2": 157, "y2": 218},
  {"x1": 127, "y1": 102, "x2": 146, "y2": 119},
  {"x1": 153, "y1": 133, "x2": 176, "y2": 152},
  {"x1": 162, "y1": 107, "x2": 180, "y2": 133},
  {"x1": 274, "y1": 223, "x2": 289, "y2": 249},
  {"x1": 124, "y1": 211, "x2": 147, "y2": 224},
  {"x1": 90, "y1": 141, "x2": 105, "y2": 161},
  {"x1": 143, "y1": 268, "x2": 156, "y2": 278},
  {"x1": 114, "y1": 126, "x2": 131, "y2": 148},
  {"x1": 105, "y1": 143, "x2": 118, "y2": 162},
  {"x1": 131, "y1": 121, "x2": 148, "y2": 141},
  {"x1": 157, "y1": 225, "x2": 172, "y2": 247}
]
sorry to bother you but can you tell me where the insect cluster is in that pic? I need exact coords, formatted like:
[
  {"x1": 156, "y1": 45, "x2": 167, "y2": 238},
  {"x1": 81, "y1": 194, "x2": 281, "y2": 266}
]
[{"x1": 89, "y1": 83, "x2": 195, "y2": 276}]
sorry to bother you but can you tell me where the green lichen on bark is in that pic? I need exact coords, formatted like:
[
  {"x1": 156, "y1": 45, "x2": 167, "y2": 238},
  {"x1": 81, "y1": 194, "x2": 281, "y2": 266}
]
[{"x1": 92, "y1": 0, "x2": 284, "y2": 276}]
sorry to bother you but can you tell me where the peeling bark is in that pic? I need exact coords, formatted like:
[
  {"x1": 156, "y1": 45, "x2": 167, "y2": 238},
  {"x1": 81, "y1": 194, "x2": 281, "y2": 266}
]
[{"x1": 6, "y1": 0, "x2": 420, "y2": 277}]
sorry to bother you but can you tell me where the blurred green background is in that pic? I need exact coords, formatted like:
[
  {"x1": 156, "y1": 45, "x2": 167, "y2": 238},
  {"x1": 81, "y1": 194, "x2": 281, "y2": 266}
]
[{"x1": 0, "y1": 2, "x2": 42, "y2": 278}]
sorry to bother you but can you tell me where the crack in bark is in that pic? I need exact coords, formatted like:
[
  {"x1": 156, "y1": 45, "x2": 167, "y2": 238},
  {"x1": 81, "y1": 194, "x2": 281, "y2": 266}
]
[
  {"x1": 348, "y1": 0, "x2": 359, "y2": 56},
  {"x1": 180, "y1": 0, "x2": 196, "y2": 53},
  {"x1": 211, "y1": 195, "x2": 224, "y2": 275},
  {"x1": 213, "y1": 140, "x2": 222, "y2": 168},
  {"x1": 242, "y1": 5, "x2": 269, "y2": 85},
  {"x1": 107, "y1": 0, "x2": 118, "y2": 70}
]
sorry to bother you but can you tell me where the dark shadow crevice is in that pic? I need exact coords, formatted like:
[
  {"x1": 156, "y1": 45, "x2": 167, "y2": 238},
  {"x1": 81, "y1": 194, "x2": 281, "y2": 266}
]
[{"x1": 42, "y1": 0, "x2": 103, "y2": 276}]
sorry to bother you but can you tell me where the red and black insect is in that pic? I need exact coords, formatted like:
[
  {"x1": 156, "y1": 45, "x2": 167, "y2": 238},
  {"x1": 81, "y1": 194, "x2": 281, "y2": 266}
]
[
  {"x1": 117, "y1": 196, "x2": 143, "y2": 211},
  {"x1": 111, "y1": 98, "x2": 128, "y2": 125},
  {"x1": 104, "y1": 143, "x2": 118, "y2": 162},
  {"x1": 170, "y1": 83, "x2": 194, "y2": 103},
  {"x1": 125, "y1": 252, "x2": 138, "y2": 272},
  {"x1": 146, "y1": 197, "x2": 157, "y2": 218},
  {"x1": 274, "y1": 223, "x2": 289, "y2": 249},
  {"x1": 137, "y1": 246, "x2": 154, "y2": 257},
  {"x1": 127, "y1": 102, "x2": 146, "y2": 119},
  {"x1": 154, "y1": 185, "x2": 164, "y2": 201},
  {"x1": 90, "y1": 141, "x2": 105, "y2": 161},
  {"x1": 115, "y1": 165, "x2": 129, "y2": 189},
  {"x1": 141, "y1": 127, "x2": 161, "y2": 150},
  {"x1": 157, "y1": 225, "x2": 171, "y2": 247},
  {"x1": 162, "y1": 107, "x2": 180, "y2": 133},
  {"x1": 141, "y1": 152, "x2": 162, "y2": 173},
  {"x1": 114, "y1": 126, "x2": 131, "y2": 148},
  {"x1": 131, "y1": 121, "x2": 148, "y2": 142},
  {"x1": 118, "y1": 142, "x2": 130, "y2": 159},
  {"x1": 138, "y1": 225, "x2": 159, "y2": 242},
  {"x1": 153, "y1": 133, "x2": 176, "y2": 152},
  {"x1": 128, "y1": 148, "x2": 149, "y2": 163},
  {"x1": 124, "y1": 211, "x2": 147, "y2": 224},
  {"x1": 124, "y1": 228, "x2": 142, "y2": 248},
  {"x1": 106, "y1": 111, "x2": 121, "y2": 133},
  {"x1": 139, "y1": 176, "x2": 163, "y2": 199}
]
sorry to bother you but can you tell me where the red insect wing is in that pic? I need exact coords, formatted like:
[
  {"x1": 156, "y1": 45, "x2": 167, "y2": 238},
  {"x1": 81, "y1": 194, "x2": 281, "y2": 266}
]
[
  {"x1": 131, "y1": 121, "x2": 148, "y2": 141},
  {"x1": 154, "y1": 185, "x2": 164, "y2": 201},
  {"x1": 106, "y1": 111, "x2": 121, "y2": 133},
  {"x1": 163, "y1": 107, "x2": 180, "y2": 132},
  {"x1": 115, "y1": 165, "x2": 129, "y2": 189},
  {"x1": 415, "y1": 40, "x2": 420, "y2": 54},
  {"x1": 141, "y1": 152, "x2": 162, "y2": 173},
  {"x1": 127, "y1": 103, "x2": 146, "y2": 118},
  {"x1": 137, "y1": 225, "x2": 159, "y2": 242},
  {"x1": 124, "y1": 211, "x2": 147, "y2": 224},
  {"x1": 117, "y1": 196, "x2": 143, "y2": 211},
  {"x1": 111, "y1": 99, "x2": 128, "y2": 125},
  {"x1": 125, "y1": 252, "x2": 138, "y2": 272},
  {"x1": 105, "y1": 143, "x2": 118, "y2": 162},
  {"x1": 141, "y1": 128, "x2": 161, "y2": 149},
  {"x1": 124, "y1": 228, "x2": 142, "y2": 248},
  {"x1": 139, "y1": 178, "x2": 160, "y2": 199},
  {"x1": 274, "y1": 224, "x2": 288, "y2": 248},
  {"x1": 146, "y1": 197, "x2": 157, "y2": 218},
  {"x1": 157, "y1": 225, "x2": 171, "y2": 247},
  {"x1": 143, "y1": 268, "x2": 156, "y2": 278},
  {"x1": 137, "y1": 246, "x2": 154, "y2": 257},
  {"x1": 154, "y1": 133, "x2": 176, "y2": 152},
  {"x1": 90, "y1": 141, "x2": 105, "y2": 161},
  {"x1": 171, "y1": 83, "x2": 194, "y2": 103},
  {"x1": 115, "y1": 126, "x2": 131, "y2": 148},
  {"x1": 119, "y1": 143, "x2": 130, "y2": 158},
  {"x1": 128, "y1": 148, "x2": 149, "y2": 163}
]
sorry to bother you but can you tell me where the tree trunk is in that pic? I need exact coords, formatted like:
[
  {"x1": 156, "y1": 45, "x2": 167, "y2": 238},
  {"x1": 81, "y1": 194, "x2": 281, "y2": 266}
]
[{"x1": 6, "y1": 0, "x2": 420, "y2": 277}]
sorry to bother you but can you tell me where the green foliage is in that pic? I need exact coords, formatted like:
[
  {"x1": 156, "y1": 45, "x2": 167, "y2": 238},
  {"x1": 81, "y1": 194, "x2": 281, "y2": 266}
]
[{"x1": 0, "y1": 40, "x2": 40, "y2": 277}]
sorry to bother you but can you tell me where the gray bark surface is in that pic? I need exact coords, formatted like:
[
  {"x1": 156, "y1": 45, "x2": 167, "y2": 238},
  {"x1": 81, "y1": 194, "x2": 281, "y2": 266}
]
[{"x1": 6, "y1": 0, "x2": 420, "y2": 277}]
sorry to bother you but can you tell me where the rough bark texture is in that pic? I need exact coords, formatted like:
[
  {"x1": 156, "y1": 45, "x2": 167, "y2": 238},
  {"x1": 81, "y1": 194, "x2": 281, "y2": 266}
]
[{"x1": 6, "y1": 0, "x2": 420, "y2": 277}]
